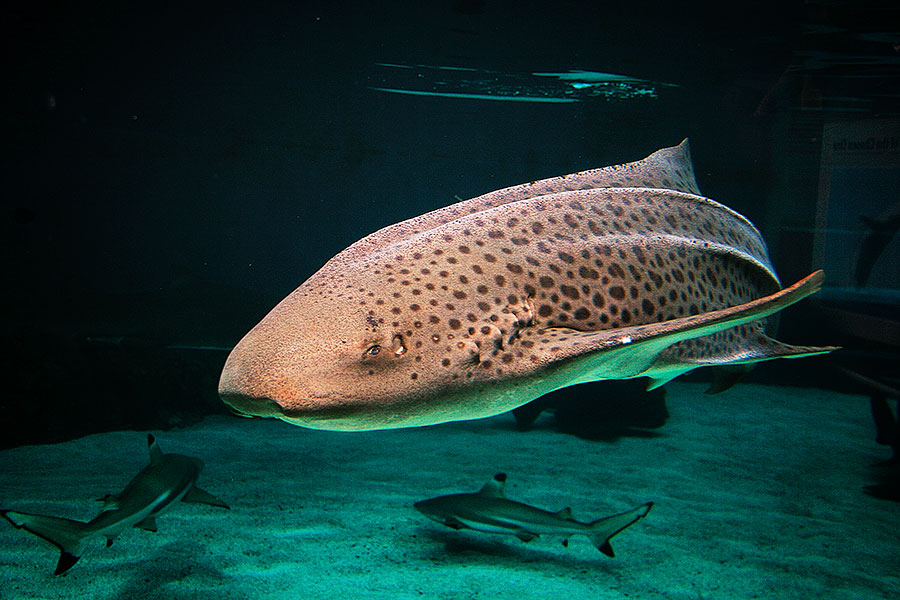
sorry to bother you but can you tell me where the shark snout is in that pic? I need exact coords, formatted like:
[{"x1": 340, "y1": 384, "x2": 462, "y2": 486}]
[
  {"x1": 412, "y1": 499, "x2": 444, "y2": 522},
  {"x1": 219, "y1": 336, "x2": 381, "y2": 428},
  {"x1": 218, "y1": 363, "x2": 345, "y2": 422},
  {"x1": 218, "y1": 334, "x2": 305, "y2": 419}
]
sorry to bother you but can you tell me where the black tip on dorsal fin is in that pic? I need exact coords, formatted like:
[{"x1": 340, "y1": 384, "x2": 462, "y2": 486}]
[{"x1": 494, "y1": 473, "x2": 507, "y2": 483}]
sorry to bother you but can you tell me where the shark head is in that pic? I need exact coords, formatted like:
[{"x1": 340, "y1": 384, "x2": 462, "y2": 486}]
[
  {"x1": 219, "y1": 289, "x2": 467, "y2": 430},
  {"x1": 412, "y1": 497, "x2": 457, "y2": 525},
  {"x1": 413, "y1": 472, "x2": 507, "y2": 527},
  {"x1": 219, "y1": 141, "x2": 834, "y2": 431}
]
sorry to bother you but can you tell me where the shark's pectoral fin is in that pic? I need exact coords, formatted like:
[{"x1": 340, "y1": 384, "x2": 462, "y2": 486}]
[
  {"x1": 183, "y1": 486, "x2": 230, "y2": 509},
  {"x1": 646, "y1": 373, "x2": 681, "y2": 391},
  {"x1": 534, "y1": 271, "x2": 835, "y2": 384},
  {"x1": 134, "y1": 516, "x2": 157, "y2": 532},
  {"x1": 515, "y1": 530, "x2": 538, "y2": 542},
  {"x1": 95, "y1": 493, "x2": 121, "y2": 510},
  {"x1": 512, "y1": 401, "x2": 546, "y2": 429}
]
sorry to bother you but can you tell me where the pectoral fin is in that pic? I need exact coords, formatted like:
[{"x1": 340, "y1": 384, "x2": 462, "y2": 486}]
[
  {"x1": 134, "y1": 516, "x2": 157, "y2": 532},
  {"x1": 530, "y1": 271, "x2": 835, "y2": 383},
  {"x1": 95, "y1": 493, "x2": 121, "y2": 510},
  {"x1": 183, "y1": 486, "x2": 230, "y2": 509},
  {"x1": 515, "y1": 530, "x2": 538, "y2": 542}
]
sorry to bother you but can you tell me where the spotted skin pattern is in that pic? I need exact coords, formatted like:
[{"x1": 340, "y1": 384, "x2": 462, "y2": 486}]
[{"x1": 219, "y1": 140, "x2": 833, "y2": 430}]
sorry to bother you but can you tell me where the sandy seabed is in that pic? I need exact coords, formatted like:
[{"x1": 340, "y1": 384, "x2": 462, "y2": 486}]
[{"x1": 1, "y1": 382, "x2": 897, "y2": 600}]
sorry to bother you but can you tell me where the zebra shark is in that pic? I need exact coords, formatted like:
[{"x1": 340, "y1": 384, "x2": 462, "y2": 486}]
[{"x1": 219, "y1": 140, "x2": 835, "y2": 431}]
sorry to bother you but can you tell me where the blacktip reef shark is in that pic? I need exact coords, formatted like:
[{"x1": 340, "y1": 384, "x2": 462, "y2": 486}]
[
  {"x1": 219, "y1": 140, "x2": 836, "y2": 431},
  {"x1": 414, "y1": 473, "x2": 652, "y2": 556},
  {"x1": 0, "y1": 435, "x2": 229, "y2": 575}
]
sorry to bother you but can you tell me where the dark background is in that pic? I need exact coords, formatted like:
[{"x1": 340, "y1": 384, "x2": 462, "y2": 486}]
[{"x1": 3, "y1": 0, "x2": 898, "y2": 447}]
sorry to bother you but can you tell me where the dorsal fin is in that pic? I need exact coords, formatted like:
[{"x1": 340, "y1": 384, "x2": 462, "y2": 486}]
[
  {"x1": 478, "y1": 472, "x2": 507, "y2": 497},
  {"x1": 555, "y1": 507, "x2": 575, "y2": 520},
  {"x1": 147, "y1": 434, "x2": 163, "y2": 465}
]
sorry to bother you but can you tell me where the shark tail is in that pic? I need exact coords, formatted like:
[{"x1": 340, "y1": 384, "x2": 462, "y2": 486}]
[
  {"x1": 1, "y1": 509, "x2": 90, "y2": 575},
  {"x1": 586, "y1": 502, "x2": 653, "y2": 557}
]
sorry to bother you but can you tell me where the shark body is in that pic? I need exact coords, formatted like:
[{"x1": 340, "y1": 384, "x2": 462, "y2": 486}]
[
  {"x1": 414, "y1": 473, "x2": 652, "y2": 557},
  {"x1": 219, "y1": 140, "x2": 835, "y2": 431},
  {"x1": 0, "y1": 434, "x2": 229, "y2": 575}
]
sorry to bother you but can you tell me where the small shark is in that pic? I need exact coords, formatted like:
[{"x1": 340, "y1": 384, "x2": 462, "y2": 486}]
[
  {"x1": 0, "y1": 434, "x2": 229, "y2": 575},
  {"x1": 414, "y1": 473, "x2": 652, "y2": 557}
]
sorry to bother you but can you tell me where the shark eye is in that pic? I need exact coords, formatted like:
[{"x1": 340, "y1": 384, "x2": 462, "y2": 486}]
[{"x1": 365, "y1": 345, "x2": 381, "y2": 356}]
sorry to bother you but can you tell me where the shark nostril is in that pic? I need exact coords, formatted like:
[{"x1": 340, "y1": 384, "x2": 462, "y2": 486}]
[{"x1": 392, "y1": 334, "x2": 407, "y2": 356}]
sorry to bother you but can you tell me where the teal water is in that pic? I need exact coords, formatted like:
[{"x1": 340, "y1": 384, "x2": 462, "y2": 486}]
[
  {"x1": 4, "y1": 1, "x2": 899, "y2": 598},
  {"x1": 1, "y1": 382, "x2": 896, "y2": 599}
]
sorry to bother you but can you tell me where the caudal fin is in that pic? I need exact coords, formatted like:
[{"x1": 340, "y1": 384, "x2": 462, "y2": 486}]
[
  {"x1": 587, "y1": 502, "x2": 653, "y2": 557},
  {"x1": 1, "y1": 509, "x2": 89, "y2": 575}
]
